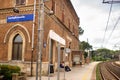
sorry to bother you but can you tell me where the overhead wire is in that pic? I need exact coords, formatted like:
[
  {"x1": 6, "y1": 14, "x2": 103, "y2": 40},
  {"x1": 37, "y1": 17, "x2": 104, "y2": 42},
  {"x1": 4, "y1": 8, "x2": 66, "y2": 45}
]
[
  {"x1": 71, "y1": 0, "x2": 120, "y2": 50},
  {"x1": 71, "y1": 0, "x2": 114, "y2": 49},
  {"x1": 105, "y1": 16, "x2": 120, "y2": 45},
  {"x1": 102, "y1": 0, "x2": 113, "y2": 47},
  {"x1": 112, "y1": 20, "x2": 120, "y2": 47},
  {"x1": 114, "y1": 40, "x2": 120, "y2": 48}
]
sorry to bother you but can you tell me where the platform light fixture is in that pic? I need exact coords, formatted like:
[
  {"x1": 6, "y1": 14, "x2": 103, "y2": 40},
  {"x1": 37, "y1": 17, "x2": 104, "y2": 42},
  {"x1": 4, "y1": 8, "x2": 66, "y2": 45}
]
[{"x1": 13, "y1": 7, "x2": 19, "y2": 13}]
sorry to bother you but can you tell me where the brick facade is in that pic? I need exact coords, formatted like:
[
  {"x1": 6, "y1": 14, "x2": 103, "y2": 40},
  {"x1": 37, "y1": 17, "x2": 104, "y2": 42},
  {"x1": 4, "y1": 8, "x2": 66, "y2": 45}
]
[{"x1": 0, "y1": 0, "x2": 80, "y2": 75}]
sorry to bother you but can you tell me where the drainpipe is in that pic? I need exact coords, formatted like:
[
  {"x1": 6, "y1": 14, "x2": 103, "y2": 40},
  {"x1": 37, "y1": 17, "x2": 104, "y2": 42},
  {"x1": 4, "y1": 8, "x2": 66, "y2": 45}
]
[{"x1": 31, "y1": 0, "x2": 36, "y2": 76}]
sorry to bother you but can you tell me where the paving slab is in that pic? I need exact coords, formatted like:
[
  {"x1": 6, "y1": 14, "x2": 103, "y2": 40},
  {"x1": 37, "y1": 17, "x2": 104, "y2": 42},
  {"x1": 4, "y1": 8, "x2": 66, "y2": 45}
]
[{"x1": 27, "y1": 62, "x2": 100, "y2": 80}]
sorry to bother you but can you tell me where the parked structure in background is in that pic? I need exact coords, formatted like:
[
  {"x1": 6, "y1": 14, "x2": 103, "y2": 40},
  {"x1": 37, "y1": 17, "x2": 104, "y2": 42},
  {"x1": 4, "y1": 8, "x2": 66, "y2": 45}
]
[
  {"x1": 72, "y1": 50, "x2": 84, "y2": 66},
  {"x1": 0, "y1": 0, "x2": 80, "y2": 75}
]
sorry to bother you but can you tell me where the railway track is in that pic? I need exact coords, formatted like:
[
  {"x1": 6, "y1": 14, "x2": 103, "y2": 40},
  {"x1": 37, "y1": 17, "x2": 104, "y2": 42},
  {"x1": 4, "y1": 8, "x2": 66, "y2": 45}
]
[{"x1": 99, "y1": 61, "x2": 120, "y2": 80}]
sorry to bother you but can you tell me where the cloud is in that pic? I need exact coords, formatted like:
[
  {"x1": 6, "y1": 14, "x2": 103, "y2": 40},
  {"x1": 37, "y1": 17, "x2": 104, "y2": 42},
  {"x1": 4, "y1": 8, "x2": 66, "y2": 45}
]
[{"x1": 71, "y1": 0, "x2": 120, "y2": 50}]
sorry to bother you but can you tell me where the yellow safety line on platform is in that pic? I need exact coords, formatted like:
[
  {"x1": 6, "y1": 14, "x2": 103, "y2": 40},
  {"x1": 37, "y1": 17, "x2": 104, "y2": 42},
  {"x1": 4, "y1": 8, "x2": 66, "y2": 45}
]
[{"x1": 82, "y1": 66, "x2": 92, "y2": 80}]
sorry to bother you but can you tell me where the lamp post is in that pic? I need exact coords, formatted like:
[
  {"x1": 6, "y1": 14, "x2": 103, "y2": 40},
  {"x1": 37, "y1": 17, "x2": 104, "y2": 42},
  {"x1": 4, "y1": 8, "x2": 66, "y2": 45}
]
[
  {"x1": 35, "y1": 0, "x2": 53, "y2": 79},
  {"x1": 36, "y1": 0, "x2": 44, "y2": 80},
  {"x1": 13, "y1": 7, "x2": 19, "y2": 13}
]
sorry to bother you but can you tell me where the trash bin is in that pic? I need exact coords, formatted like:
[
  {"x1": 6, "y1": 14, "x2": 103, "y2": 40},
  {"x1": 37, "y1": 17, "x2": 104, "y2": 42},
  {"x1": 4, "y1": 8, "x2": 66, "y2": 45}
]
[
  {"x1": 80, "y1": 62, "x2": 82, "y2": 65},
  {"x1": 72, "y1": 62, "x2": 76, "y2": 66},
  {"x1": 50, "y1": 64, "x2": 54, "y2": 73}
]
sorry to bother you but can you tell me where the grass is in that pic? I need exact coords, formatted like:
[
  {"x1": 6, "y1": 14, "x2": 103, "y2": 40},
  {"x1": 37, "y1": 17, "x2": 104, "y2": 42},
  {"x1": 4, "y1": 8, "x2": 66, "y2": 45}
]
[{"x1": 96, "y1": 63, "x2": 101, "y2": 80}]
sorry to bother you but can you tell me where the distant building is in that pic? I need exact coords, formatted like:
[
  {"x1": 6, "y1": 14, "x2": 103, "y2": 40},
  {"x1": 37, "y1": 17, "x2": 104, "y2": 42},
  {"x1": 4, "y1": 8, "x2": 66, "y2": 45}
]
[
  {"x1": 0, "y1": 0, "x2": 80, "y2": 75},
  {"x1": 72, "y1": 50, "x2": 85, "y2": 66}
]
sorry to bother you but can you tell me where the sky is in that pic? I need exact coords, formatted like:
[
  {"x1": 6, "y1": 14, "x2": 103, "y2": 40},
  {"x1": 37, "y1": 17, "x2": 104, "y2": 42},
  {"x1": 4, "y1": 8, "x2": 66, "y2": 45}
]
[{"x1": 71, "y1": 0, "x2": 120, "y2": 50}]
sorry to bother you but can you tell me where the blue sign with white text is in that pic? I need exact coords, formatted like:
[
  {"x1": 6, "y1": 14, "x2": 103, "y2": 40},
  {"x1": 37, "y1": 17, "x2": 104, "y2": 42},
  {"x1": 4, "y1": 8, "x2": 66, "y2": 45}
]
[{"x1": 7, "y1": 14, "x2": 34, "y2": 23}]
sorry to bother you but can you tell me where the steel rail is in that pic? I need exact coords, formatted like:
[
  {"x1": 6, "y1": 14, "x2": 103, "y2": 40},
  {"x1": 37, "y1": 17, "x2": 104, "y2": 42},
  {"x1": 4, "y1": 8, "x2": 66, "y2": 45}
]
[
  {"x1": 99, "y1": 62, "x2": 120, "y2": 80},
  {"x1": 105, "y1": 62, "x2": 120, "y2": 80}
]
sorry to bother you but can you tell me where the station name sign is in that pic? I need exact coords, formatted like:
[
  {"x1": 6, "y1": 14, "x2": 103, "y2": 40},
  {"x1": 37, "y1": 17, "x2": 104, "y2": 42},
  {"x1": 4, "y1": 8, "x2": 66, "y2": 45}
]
[{"x1": 7, "y1": 14, "x2": 33, "y2": 23}]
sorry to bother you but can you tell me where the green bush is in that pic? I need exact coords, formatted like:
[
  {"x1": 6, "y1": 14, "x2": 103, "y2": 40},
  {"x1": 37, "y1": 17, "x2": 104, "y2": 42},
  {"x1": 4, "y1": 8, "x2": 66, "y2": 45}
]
[{"x1": 0, "y1": 64, "x2": 20, "y2": 80}]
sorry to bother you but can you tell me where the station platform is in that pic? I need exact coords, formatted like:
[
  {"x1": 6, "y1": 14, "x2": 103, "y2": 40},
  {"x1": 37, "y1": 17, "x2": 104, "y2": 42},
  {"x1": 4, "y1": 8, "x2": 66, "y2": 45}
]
[
  {"x1": 27, "y1": 62, "x2": 100, "y2": 80},
  {"x1": 115, "y1": 61, "x2": 120, "y2": 65}
]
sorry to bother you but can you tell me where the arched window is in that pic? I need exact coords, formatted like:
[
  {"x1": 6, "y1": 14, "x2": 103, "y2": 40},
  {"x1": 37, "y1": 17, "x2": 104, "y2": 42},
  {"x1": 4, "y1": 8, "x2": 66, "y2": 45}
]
[{"x1": 12, "y1": 34, "x2": 23, "y2": 60}]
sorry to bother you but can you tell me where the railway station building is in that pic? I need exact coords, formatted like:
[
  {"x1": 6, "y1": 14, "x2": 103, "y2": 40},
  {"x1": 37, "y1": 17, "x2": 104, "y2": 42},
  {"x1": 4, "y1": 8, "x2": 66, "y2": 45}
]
[{"x1": 0, "y1": 0, "x2": 80, "y2": 75}]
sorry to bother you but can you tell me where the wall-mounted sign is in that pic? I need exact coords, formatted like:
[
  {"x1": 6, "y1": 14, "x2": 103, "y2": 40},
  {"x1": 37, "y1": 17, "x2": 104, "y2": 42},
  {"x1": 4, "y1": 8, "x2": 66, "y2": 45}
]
[
  {"x1": 7, "y1": 14, "x2": 33, "y2": 23},
  {"x1": 65, "y1": 48, "x2": 71, "y2": 53},
  {"x1": 49, "y1": 30, "x2": 65, "y2": 45}
]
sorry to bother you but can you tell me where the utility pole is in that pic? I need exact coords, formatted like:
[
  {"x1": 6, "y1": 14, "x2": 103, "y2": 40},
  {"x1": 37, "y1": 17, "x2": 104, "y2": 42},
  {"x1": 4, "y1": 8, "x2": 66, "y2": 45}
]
[{"x1": 36, "y1": 0, "x2": 44, "y2": 80}]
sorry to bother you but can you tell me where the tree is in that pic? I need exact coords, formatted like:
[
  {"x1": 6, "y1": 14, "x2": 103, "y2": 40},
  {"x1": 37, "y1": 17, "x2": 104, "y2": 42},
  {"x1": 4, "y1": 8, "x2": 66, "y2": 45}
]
[
  {"x1": 79, "y1": 41, "x2": 92, "y2": 51},
  {"x1": 79, "y1": 41, "x2": 92, "y2": 58},
  {"x1": 93, "y1": 48, "x2": 113, "y2": 61},
  {"x1": 79, "y1": 27, "x2": 84, "y2": 35}
]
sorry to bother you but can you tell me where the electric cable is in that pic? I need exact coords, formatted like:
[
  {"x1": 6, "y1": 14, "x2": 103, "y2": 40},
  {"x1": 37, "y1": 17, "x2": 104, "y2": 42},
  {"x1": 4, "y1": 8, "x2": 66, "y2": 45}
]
[
  {"x1": 106, "y1": 16, "x2": 120, "y2": 45},
  {"x1": 102, "y1": 0, "x2": 113, "y2": 47}
]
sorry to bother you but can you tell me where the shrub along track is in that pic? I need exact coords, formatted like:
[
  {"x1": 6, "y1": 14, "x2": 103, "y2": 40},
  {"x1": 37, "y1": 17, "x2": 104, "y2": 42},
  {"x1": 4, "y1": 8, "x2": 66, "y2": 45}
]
[{"x1": 99, "y1": 61, "x2": 120, "y2": 80}]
